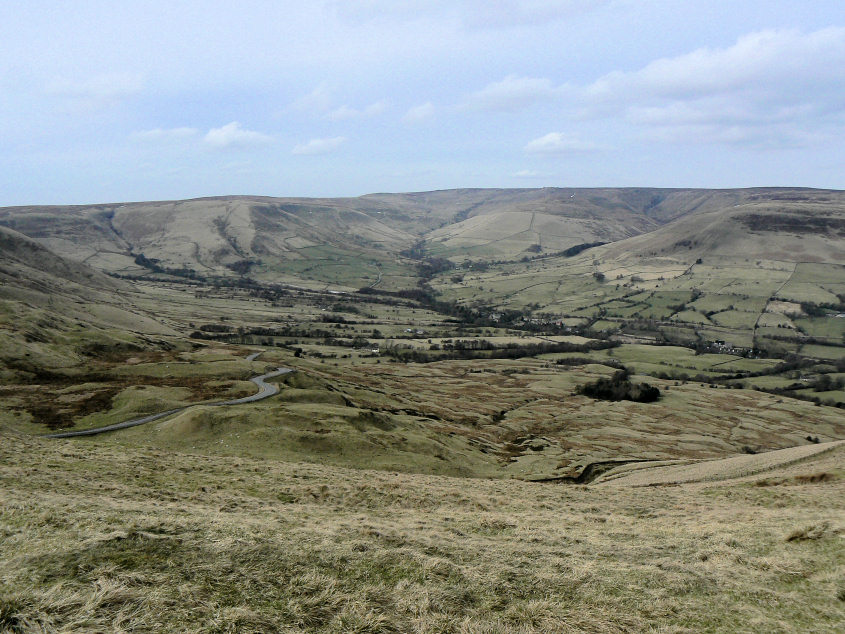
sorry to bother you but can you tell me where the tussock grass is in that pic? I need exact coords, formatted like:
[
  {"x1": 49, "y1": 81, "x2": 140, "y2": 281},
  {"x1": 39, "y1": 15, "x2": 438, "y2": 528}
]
[
  {"x1": 786, "y1": 522, "x2": 838, "y2": 542},
  {"x1": 2, "y1": 428, "x2": 844, "y2": 632}
]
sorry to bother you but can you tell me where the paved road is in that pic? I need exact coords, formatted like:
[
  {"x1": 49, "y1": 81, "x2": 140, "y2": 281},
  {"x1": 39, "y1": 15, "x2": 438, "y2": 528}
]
[
  {"x1": 44, "y1": 360, "x2": 293, "y2": 439},
  {"x1": 207, "y1": 367, "x2": 292, "y2": 405}
]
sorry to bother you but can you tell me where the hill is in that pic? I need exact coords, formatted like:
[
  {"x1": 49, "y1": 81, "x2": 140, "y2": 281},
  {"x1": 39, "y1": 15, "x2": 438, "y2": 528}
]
[
  {"x1": 5, "y1": 187, "x2": 843, "y2": 290},
  {"x1": 2, "y1": 187, "x2": 844, "y2": 631},
  {"x1": 375, "y1": 187, "x2": 845, "y2": 260},
  {"x1": 599, "y1": 188, "x2": 845, "y2": 264},
  {"x1": 0, "y1": 196, "x2": 419, "y2": 291},
  {"x1": 0, "y1": 226, "x2": 175, "y2": 382},
  {"x1": 0, "y1": 224, "x2": 124, "y2": 294},
  {"x1": 2, "y1": 425, "x2": 842, "y2": 632},
  {"x1": 430, "y1": 188, "x2": 845, "y2": 356},
  {"x1": 2, "y1": 186, "x2": 844, "y2": 454}
]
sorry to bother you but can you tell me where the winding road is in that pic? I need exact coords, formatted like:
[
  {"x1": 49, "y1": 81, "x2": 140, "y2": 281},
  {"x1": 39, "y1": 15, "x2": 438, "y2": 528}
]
[{"x1": 44, "y1": 354, "x2": 293, "y2": 439}]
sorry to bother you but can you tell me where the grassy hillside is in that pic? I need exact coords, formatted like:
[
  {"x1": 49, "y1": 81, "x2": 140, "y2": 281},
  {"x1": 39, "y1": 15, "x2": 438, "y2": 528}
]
[
  {"x1": 0, "y1": 197, "x2": 420, "y2": 291},
  {"x1": 596, "y1": 440, "x2": 844, "y2": 486},
  {"x1": 4, "y1": 269, "x2": 843, "y2": 481},
  {"x1": 2, "y1": 188, "x2": 845, "y2": 631},
  {"x1": 0, "y1": 227, "x2": 177, "y2": 383},
  {"x1": 5, "y1": 187, "x2": 843, "y2": 290},
  {"x1": 2, "y1": 427, "x2": 843, "y2": 632},
  {"x1": 2, "y1": 187, "x2": 844, "y2": 463},
  {"x1": 365, "y1": 187, "x2": 828, "y2": 228},
  {"x1": 599, "y1": 191, "x2": 845, "y2": 264},
  {"x1": 431, "y1": 189, "x2": 845, "y2": 359}
]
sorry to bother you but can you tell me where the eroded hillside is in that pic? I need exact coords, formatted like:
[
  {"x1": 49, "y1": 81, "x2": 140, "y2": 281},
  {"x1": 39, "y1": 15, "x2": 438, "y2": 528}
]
[{"x1": 4, "y1": 187, "x2": 843, "y2": 291}]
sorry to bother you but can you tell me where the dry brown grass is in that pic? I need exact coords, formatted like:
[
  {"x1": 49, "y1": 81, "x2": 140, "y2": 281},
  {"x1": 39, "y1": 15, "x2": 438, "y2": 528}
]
[
  {"x1": 2, "y1": 427, "x2": 843, "y2": 633},
  {"x1": 303, "y1": 358, "x2": 845, "y2": 480},
  {"x1": 1, "y1": 344, "x2": 269, "y2": 433},
  {"x1": 596, "y1": 441, "x2": 845, "y2": 487}
]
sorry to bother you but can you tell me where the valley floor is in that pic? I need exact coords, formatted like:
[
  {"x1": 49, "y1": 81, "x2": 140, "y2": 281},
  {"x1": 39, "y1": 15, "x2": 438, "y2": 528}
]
[
  {"x1": 1, "y1": 429, "x2": 843, "y2": 633},
  {"x1": 2, "y1": 189, "x2": 845, "y2": 631}
]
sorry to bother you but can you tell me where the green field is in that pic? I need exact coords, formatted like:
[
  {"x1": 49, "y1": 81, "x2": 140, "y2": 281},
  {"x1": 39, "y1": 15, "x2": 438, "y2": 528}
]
[{"x1": 3, "y1": 189, "x2": 845, "y2": 632}]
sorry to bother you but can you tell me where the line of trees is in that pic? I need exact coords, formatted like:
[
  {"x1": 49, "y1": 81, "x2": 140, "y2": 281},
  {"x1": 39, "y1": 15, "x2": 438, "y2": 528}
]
[{"x1": 381, "y1": 338, "x2": 617, "y2": 363}]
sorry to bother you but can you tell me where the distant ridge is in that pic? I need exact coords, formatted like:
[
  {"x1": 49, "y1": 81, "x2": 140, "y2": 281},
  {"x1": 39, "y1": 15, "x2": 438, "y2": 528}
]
[{"x1": 1, "y1": 187, "x2": 843, "y2": 288}]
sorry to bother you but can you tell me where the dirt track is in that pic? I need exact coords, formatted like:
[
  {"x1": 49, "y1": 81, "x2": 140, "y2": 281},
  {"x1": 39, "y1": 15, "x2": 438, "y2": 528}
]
[{"x1": 594, "y1": 440, "x2": 845, "y2": 486}]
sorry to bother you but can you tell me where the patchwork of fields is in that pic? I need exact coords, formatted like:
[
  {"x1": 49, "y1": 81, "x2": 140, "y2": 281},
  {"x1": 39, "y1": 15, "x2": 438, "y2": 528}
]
[{"x1": 1, "y1": 188, "x2": 844, "y2": 632}]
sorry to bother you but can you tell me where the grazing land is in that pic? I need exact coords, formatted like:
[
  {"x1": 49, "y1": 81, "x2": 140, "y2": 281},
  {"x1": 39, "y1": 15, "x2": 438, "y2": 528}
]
[
  {"x1": 1, "y1": 430, "x2": 843, "y2": 632},
  {"x1": 1, "y1": 187, "x2": 844, "y2": 631}
]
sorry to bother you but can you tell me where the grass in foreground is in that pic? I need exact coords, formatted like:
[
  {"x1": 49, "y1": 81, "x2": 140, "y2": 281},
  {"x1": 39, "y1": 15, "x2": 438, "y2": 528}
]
[{"x1": 1, "y1": 428, "x2": 843, "y2": 633}]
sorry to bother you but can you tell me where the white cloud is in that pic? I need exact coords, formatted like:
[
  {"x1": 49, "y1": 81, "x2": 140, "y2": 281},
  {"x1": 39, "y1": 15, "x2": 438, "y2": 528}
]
[
  {"x1": 328, "y1": 100, "x2": 389, "y2": 121},
  {"x1": 587, "y1": 28, "x2": 845, "y2": 103},
  {"x1": 627, "y1": 97, "x2": 822, "y2": 144},
  {"x1": 511, "y1": 169, "x2": 549, "y2": 179},
  {"x1": 292, "y1": 85, "x2": 388, "y2": 121},
  {"x1": 291, "y1": 83, "x2": 334, "y2": 114},
  {"x1": 629, "y1": 102, "x2": 825, "y2": 149},
  {"x1": 626, "y1": 99, "x2": 755, "y2": 127},
  {"x1": 462, "y1": 75, "x2": 557, "y2": 112},
  {"x1": 524, "y1": 132, "x2": 600, "y2": 154},
  {"x1": 403, "y1": 102, "x2": 435, "y2": 123},
  {"x1": 45, "y1": 72, "x2": 143, "y2": 104},
  {"x1": 292, "y1": 136, "x2": 347, "y2": 155},
  {"x1": 203, "y1": 122, "x2": 272, "y2": 149},
  {"x1": 130, "y1": 127, "x2": 198, "y2": 141},
  {"x1": 579, "y1": 28, "x2": 845, "y2": 148}
]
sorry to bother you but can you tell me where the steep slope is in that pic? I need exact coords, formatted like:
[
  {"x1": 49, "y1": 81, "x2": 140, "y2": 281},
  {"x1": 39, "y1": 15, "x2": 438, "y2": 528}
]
[
  {"x1": 2, "y1": 187, "x2": 844, "y2": 289},
  {"x1": 599, "y1": 190, "x2": 845, "y2": 264},
  {"x1": 418, "y1": 187, "x2": 845, "y2": 260},
  {"x1": 424, "y1": 209, "x2": 649, "y2": 260},
  {"x1": 4, "y1": 425, "x2": 844, "y2": 632},
  {"x1": 429, "y1": 188, "x2": 845, "y2": 354},
  {"x1": 363, "y1": 187, "x2": 703, "y2": 227},
  {"x1": 0, "y1": 196, "x2": 419, "y2": 289},
  {"x1": 0, "y1": 203, "x2": 133, "y2": 273},
  {"x1": 0, "y1": 227, "x2": 175, "y2": 380},
  {"x1": 112, "y1": 197, "x2": 416, "y2": 273},
  {"x1": 365, "y1": 188, "x2": 677, "y2": 245},
  {"x1": 0, "y1": 224, "x2": 125, "y2": 292}
]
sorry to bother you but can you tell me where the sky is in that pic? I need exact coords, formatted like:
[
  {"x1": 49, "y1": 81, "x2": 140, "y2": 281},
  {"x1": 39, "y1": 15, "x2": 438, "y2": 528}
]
[{"x1": 1, "y1": 0, "x2": 844, "y2": 205}]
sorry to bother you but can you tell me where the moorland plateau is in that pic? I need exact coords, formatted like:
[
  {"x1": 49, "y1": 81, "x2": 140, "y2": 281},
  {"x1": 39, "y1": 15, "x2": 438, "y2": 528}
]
[{"x1": 1, "y1": 187, "x2": 843, "y2": 632}]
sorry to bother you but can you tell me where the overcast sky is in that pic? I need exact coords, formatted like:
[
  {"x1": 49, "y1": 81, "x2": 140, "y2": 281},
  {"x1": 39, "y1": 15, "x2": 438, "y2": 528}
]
[{"x1": 2, "y1": 0, "x2": 844, "y2": 205}]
